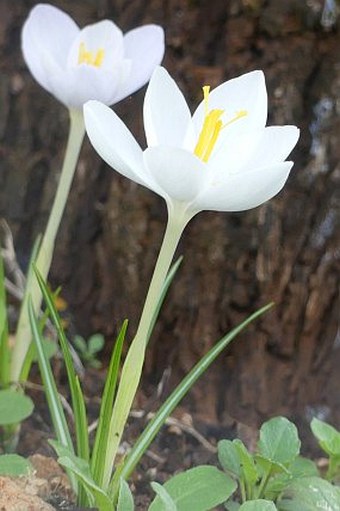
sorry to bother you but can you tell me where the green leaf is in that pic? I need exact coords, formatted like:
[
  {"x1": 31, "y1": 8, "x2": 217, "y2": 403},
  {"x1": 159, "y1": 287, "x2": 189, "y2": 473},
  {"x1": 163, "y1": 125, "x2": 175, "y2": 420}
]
[
  {"x1": 255, "y1": 455, "x2": 289, "y2": 476},
  {"x1": 148, "y1": 466, "x2": 237, "y2": 511},
  {"x1": 0, "y1": 389, "x2": 34, "y2": 425},
  {"x1": 28, "y1": 299, "x2": 76, "y2": 493},
  {"x1": 146, "y1": 256, "x2": 183, "y2": 344},
  {"x1": 278, "y1": 476, "x2": 340, "y2": 511},
  {"x1": 116, "y1": 304, "x2": 274, "y2": 489},
  {"x1": 218, "y1": 439, "x2": 241, "y2": 478},
  {"x1": 88, "y1": 334, "x2": 105, "y2": 354},
  {"x1": 117, "y1": 479, "x2": 134, "y2": 511},
  {"x1": 310, "y1": 417, "x2": 340, "y2": 457},
  {"x1": 225, "y1": 502, "x2": 241, "y2": 511},
  {"x1": 105, "y1": 259, "x2": 185, "y2": 494},
  {"x1": 0, "y1": 454, "x2": 32, "y2": 476},
  {"x1": 50, "y1": 440, "x2": 113, "y2": 511},
  {"x1": 58, "y1": 458, "x2": 113, "y2": 511},
  {"x1": 288, "y1": 456, "x2": 319, "y2": 478},
  {"x1": 0, "y1": 254, "x2": 10, "y2": 386},
  {"x1": 91, "y1": 321, "x2": 128, "y2": 488},
  {"x1": 31, "y1": 337, "x2": 58, "y2": 361},
  {"x1": 73, "y1": 335, "x2": 87, "y2": 353},
  {"x1": 258, "y1": 417, "x2": 300, "y2": 466},
  {"x1": 34, "y1": 269, "x2": 89, "y2": 465},
  {"x1": 16, "y1": 234, "x2": 41, "y2": 382},
  {"x1": 234, "y1": 439, "x2": 258, "y2": 487},
  {"x1": 263, "y1": 456, "x2": 319, "y2": 500},
  {"x1": 239, "y1": 500, "x2": 277, "y2": 510},
  {"x1": 150, "y1": 482, "x2": 177, "y2": 511}
]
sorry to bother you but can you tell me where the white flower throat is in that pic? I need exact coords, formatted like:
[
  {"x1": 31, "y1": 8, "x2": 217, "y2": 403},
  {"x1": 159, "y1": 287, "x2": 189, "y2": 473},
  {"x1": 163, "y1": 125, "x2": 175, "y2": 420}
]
[
  {"x1": 194, "y1": 86, "x2": 247, "y2": 163},
  {"x1": 78, "y1": 42, "x2": 105, "y2": 67}
]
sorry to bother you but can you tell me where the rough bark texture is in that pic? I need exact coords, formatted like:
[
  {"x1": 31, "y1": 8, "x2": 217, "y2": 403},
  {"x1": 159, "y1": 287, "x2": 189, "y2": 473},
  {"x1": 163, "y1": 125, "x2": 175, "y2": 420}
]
[{"x1": 0, "y1": 0, "x2": 339, "y2": 440}]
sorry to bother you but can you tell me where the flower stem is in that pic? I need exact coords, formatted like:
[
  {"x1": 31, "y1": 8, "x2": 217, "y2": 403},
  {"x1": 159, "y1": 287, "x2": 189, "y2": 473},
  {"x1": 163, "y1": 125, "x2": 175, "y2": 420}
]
[
  {"x1": 10, "y1": 109, "x2": 85, "y2": 382},
  {"x1": 102, "y1": 208, "x2": 191, "y2": 492}
]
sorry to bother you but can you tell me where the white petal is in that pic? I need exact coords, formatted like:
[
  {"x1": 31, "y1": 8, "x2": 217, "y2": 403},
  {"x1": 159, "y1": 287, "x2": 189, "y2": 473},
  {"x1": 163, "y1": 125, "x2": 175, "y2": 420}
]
[
  {"x1": 113, "y1": 25, "x2": 165, "y2": 103},
  {"x1": 244, "y1": 125, "x2": 300, "y2": 169},
  {"x1": 207, "y1": 128, "x2": 264, "y2": 176},
  {"x1": 22, "y1": 4, "x2": 79, "y2": 92},
  {"x1": 84, "y1": 100, "x2": 148, "y2": 187},
  {"x1": 67, "y1": 20, "x2": 124, "y2": 71},
  {"x1": 192, "y1": 70, "x2": 268, "y2": 145},
  {"x1": 46, "y1": 61, "x2": 131, "y2": 108},
  {"x1": 203, "y1": 125, "x2": 299, "y2": 181},
  {"x1": 144, "y1": 147, "x2": 208, "y2": 202},
  {"x1": 143, "y1": 67, "x2": 193, "y2": 147},
  {"x1": 194, "y1": 161, "x2": 293, "y2": 212}
]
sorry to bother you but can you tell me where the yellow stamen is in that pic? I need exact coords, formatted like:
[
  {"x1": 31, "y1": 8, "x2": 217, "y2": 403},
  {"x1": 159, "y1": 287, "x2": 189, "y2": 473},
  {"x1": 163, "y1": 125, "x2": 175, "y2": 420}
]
[
  {"x1": 78, "y1": 42, "x2": 105, "y2": 67},
  {"x1": 194, "y1": 109, "x2": 224, "y2": 162},
  {"x1": 194, "y1": 86, "x2": 248, "y2": 163},
  {"x1": 223, "y1": 110, "x2": 248, "y2": 128}
]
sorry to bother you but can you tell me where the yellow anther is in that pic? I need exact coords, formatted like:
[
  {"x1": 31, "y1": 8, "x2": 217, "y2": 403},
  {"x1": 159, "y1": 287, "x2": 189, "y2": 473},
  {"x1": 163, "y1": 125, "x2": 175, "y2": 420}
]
[
  {"x1": 203, "y1": 85, "x2": 210, "y2": 115},
  {"x1": 194, "y1": 85, "x2": 248, "y2": 163},
  {"x1": 78, "y1": 42, "x2": 105, "y2": 67},
  {"x1": 223, "y1": 110, "x2": 248, "y2": 128},
  {"x1": 194, "y1": 108, "x2": 224, "y2": 163}
]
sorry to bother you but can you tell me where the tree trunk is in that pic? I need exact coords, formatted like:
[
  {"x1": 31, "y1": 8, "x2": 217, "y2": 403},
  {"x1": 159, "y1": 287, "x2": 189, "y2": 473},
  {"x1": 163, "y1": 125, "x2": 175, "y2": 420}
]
[{"x1": 0, "y1": 0, "x2": 339, "y2": 439}]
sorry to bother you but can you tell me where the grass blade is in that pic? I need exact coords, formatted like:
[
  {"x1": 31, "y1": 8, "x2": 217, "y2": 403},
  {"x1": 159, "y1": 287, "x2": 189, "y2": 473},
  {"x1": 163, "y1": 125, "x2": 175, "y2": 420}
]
[
  {"x1": 91, "y1": 320, "x2": 128, "y2": 486},
  {"x1": 17, "y1": 235, "x2": 41, "y2": 382},
  {"x1": 50, "y1": 440, "x2": 114, "y2": 511},
  {"x1": 34, "y1": 269, "x2": 89, "y2": 462},
  {"x1": 0, "y1": 254, "x2": 9, "y2": 386},
  {"x1": 111, "y1": 303, "x2": 274, "y2": 493},
  {"x1": 28, "y1": 298, "x2": 77, "y2": 492},
  {"x1": 146, "y1": 256, "x2": 183, "y2": 344}
]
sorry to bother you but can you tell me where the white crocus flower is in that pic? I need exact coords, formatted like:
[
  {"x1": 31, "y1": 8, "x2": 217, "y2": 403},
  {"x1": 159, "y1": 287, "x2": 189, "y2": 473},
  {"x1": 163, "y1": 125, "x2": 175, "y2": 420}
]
[
  {"x1": 83, "y1": 66, "x2": 300, "y2": 481},
  {"x1": 13, "y1": 4, "x2": 164, "y2": 381},
  {"x1": 84, "y1": 66, "x2": 299, "y2": 220},
  {"x1": 22, "y1": 3, "x2": 165, "y2": 109}
]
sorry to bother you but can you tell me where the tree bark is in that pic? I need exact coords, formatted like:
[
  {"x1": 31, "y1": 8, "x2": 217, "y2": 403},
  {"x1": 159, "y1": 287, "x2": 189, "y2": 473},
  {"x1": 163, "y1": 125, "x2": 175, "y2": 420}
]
[{"x1": 0, "y1": 0, "x2": 339, "y2": 436}]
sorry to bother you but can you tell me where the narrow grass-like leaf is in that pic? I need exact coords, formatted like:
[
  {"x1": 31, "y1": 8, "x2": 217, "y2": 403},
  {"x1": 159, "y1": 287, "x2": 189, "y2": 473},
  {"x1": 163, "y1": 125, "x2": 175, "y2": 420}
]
[
  {"x1": 59, "y1": 456, "x2": 114, "y2": 511},
  {"x1": 28, "y1": 298, "x2": 77, "y2": 492},
  {"x1": 147, "y1": 256, "x2": 183, "y2": 344},
  {"x1": 17, "y1": 235, "x2": 41, "y2": 382},
  {"x1": 50, "y1": 440, "x2": 114, "y2": 511},
  {"x1": 34, "y1": 268, "x2": 89, "y2": 465},
  {"x1": 112, "y1": 303, "x2": 273, "y2": 493},
  {"x1": 91, "y1": 320, "x2": 128, "y2": 487},
  {"x1": 0, "y1": 254, "x2": 10, "y2": 385},
  {"x1": 103, "y1": 241, "x2": 184, "y2": 490}
]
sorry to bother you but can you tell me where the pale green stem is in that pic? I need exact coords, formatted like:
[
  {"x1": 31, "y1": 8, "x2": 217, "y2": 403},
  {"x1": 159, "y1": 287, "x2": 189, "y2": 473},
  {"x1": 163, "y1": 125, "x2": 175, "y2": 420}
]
[
  {"x1": 102, "y1": 207, "x2": 192, "y2": 492},
  {"x1": 11, "y1": 108, "x2": 85, "y2": 382}
]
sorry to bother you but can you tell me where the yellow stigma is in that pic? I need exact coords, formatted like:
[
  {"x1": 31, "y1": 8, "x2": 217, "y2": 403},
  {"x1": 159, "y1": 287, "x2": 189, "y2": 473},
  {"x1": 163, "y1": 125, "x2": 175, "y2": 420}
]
[
  {"x1": 78, "y1": 42, "x2": 105, "y2": 67},
  {"x1": 194, "y1": 85, "x2": 248, "y2": 163}
]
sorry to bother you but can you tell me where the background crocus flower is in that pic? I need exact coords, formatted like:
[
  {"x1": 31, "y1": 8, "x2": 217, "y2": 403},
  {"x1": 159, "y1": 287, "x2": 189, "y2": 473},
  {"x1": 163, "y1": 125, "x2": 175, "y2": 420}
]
[
  {"x1": 22, "y1": 3, "x2": 165, "y2": 109},
  {"x1": 12, "y1": 5, "x2": 164, "y2": 381},
  {"x1": 84, "y1": 66, "x2": 299, "y2": 219}
]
